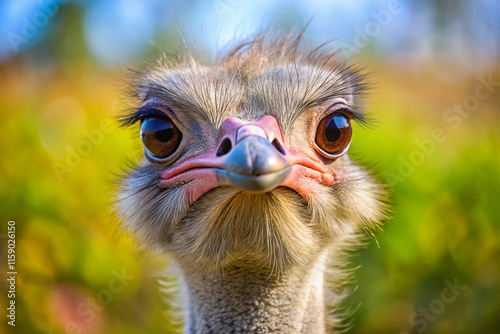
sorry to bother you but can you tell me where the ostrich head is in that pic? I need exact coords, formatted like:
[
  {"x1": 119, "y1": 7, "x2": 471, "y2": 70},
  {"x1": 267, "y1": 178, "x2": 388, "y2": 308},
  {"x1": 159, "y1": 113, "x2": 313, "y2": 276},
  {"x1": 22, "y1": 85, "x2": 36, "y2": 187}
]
[{"x1": 118, "y1": 33, "x2": 387, "y2": 332}]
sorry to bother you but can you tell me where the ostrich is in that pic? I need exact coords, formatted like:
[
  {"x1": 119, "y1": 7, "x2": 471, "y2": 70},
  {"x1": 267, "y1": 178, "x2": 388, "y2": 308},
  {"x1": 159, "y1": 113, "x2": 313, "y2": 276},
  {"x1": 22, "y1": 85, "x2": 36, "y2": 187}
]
[{"x1": 117, "y1": 33, "x2": 387, "y2": 333}]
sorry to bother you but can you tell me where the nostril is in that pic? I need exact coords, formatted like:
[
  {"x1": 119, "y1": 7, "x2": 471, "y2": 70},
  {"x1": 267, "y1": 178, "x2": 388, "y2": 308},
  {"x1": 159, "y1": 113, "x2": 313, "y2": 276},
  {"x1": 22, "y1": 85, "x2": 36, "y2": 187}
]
[
  {"x1": 272, "y1": 139, "x2": 286, "y2": 155},
  {"x1": 216, "y1": 138, "x2": 232, "y2": 156}
]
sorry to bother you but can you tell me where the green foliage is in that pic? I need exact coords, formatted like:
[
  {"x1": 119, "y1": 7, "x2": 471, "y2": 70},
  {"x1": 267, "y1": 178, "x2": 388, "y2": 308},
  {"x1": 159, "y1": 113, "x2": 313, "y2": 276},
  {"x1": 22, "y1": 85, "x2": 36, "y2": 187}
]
[{"x1": 1, "y1": 63, "x2": 499, "y2": 334}]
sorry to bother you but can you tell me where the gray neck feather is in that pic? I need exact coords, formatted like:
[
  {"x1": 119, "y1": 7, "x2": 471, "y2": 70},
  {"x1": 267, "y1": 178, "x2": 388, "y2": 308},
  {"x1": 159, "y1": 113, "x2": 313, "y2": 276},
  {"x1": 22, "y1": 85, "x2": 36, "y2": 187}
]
[{"x1": 180, "y1": 253, "x2": 327, "y2": 333}]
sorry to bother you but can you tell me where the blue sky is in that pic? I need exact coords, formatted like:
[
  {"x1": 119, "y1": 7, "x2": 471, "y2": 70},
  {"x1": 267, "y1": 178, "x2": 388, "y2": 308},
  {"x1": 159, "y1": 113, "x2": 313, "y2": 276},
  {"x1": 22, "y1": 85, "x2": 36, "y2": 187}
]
[{"x1": 1, "y1": 0, "x2": 499, "y2": 70}]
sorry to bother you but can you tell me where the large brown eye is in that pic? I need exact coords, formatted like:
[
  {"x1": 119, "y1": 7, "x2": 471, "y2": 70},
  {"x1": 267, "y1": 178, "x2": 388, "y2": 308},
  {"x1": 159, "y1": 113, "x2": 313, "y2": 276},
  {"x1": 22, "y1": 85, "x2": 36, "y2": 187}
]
[
  {"x1": 315, "y1": 112, "x2": 352, "y2": 158},
  {"x1": 140, "y1": 117, "x2": 182, "y2": 159}
]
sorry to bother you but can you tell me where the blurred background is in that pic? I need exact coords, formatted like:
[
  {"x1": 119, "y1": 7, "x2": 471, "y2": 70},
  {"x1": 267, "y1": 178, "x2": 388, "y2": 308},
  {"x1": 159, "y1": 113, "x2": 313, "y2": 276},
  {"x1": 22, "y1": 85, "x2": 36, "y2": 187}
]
[{"x1": 1, "y1": 0, "x2": 499, "y2": 333}]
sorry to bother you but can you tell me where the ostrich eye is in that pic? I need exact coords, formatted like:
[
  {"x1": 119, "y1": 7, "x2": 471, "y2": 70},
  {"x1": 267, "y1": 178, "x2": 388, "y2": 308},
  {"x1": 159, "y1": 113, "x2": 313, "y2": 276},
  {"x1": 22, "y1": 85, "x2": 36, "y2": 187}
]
[
  {"x1": 140, "y1": 117, "x2": 182, "y2": 159},
  {"x1": 315, "y1": 112, "x2": 352, "y2": 158}
]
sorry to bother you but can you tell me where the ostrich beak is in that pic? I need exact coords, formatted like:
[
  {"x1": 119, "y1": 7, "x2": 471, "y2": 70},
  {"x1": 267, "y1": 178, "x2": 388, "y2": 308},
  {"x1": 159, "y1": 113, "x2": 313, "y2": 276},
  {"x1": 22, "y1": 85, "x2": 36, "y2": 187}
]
[
  {"x1": 160, "y1": 115, "x2": 335, "y2": 204},
  {"x1": 216, "y1": 134, "x2": 291, "y2": 192}
]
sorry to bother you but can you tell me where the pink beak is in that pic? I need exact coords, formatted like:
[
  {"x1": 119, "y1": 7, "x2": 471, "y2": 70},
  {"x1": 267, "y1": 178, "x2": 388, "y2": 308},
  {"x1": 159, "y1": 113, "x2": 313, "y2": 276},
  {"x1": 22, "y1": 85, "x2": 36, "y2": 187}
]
[
  {"x1": 161, "y1": 116, "x2": 336, "y2": 204},
  {"x1": 214, "y1": 116, "x2": 291, "y2": 192}
]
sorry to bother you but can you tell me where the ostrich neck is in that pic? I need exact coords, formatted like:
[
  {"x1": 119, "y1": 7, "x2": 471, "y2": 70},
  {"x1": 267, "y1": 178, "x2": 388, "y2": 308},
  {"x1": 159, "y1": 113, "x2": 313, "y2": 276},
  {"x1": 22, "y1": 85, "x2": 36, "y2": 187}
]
[{"x1": 180, "y1": 256, "x2": 327, "y2": 333}]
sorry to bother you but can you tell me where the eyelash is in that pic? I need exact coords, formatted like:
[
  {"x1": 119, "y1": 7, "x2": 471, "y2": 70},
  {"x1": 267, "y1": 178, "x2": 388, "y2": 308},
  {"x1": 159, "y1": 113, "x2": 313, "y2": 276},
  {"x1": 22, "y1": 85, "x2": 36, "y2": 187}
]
[
  {"x1": 133, "y1": 108, "x2": 168, "y2": 124},
  {"x1": 325, "y1": 104, "x2": 353, "y2": 116}
]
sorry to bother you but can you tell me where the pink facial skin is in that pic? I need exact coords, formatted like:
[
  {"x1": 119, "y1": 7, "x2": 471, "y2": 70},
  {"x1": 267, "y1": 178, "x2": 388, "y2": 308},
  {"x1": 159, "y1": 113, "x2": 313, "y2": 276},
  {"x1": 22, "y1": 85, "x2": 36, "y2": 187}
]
[{"x1": 160, "y1": 116, "x2": 338, "y2": 205}]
